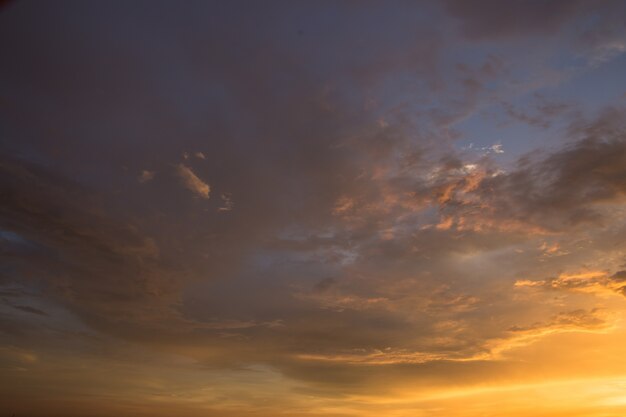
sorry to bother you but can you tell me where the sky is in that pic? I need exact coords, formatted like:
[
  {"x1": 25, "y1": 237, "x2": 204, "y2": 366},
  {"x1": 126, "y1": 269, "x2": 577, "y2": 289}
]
[{"x1": 2, "y1": 1, "x2": 626, "y2": 416}]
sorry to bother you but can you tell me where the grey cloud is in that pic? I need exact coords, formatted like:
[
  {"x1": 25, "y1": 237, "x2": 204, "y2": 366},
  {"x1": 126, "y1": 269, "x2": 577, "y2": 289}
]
[
  {"x1": 431, "y1": 107, "x2": 626, "y2": 234},
  {"x1": 445, "y1": 0, "x2": 583, "y2": 40},
  {"x1": 313, "y1": 277, "x2": 337, "y2": 293},
  {"x1": 12, "y1": 305, "x2": 48, "y2": 316},
  {"x1": 0, "y1": 154, "x2": 184, "y2": 329}
]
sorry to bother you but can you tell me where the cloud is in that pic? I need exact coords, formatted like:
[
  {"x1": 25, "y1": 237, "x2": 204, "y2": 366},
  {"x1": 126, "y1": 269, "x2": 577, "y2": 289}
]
[
  {"x1": 429, "y1": 108, "x2": 626, "y2": 234},
  {"x1": 515, "y1": 270, "x2": 626, "y2": 298},
  {"x1": 0, "y1": 154, "x2": 182, "y2": 329},
  {"x1": 138, "y1": 169, "x2": 155, "y2": 183},
  {"x1": 488, "y1": 309, "x2": 610, "y2": 355},
  {"x1": 12, "y1": 305, "x2": 48, "y2": 316},
  {"x1": 288, "y1": 308, "x2": 609, "y2": 366},
  {"x1": 508, "y1": 309, "x2": 607, "y2": 333},
  {"x1": 176, "y1": 164, "x2": 210, "y2": 199},
  {"x1": 444, "y1": 0, "x2": 583, "y2": 40},
  {"x1": 1, "y1": 1, "x2": 626, "y2": 415},
  {"x1": 218, "y1": 192, "x2": 234, "y2": 212}
]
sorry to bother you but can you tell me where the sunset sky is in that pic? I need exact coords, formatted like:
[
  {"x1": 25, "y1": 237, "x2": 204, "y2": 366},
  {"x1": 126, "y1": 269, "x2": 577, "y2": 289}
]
[{"x1": 2, "y1": 1, "x2": 626, "y2": 416}]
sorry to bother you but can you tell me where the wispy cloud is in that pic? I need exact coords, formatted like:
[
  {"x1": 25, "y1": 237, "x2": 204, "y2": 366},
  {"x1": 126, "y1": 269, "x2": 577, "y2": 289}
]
[
  {"x1": 218, "y1": 192, "x2": 234, "y2": 212},
  {"x1": 138, "y1": 170, "x2": 155, "y2": 183},
  {"x1": 176, "y1": 164, "x2": 210, "y2": 199},
  {"x1": 515, "y1": 270, "x2": 626, "y2": 298}
]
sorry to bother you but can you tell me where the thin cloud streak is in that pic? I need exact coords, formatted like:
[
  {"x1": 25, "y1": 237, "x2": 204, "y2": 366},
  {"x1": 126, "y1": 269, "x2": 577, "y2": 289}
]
[{"x1": 176, "y1": 163, "x2": 211, "y2": 199}]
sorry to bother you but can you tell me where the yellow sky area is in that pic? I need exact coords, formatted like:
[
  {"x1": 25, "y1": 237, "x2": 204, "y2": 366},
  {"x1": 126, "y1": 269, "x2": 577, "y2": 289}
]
[
  {"x1": 6, "y1": 368, "x2": 626, "y2": 417},
  {"x1": 4, "y1": 323, "x2": 626, "y2": 417},
  {"x1": 351, "y1": 377, "x2": 626, "y2": 417}
]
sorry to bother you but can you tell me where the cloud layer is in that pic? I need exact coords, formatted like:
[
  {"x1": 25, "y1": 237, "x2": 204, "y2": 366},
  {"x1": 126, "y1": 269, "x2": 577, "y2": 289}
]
[{"x1": 1, "y1": 1, "x2": 626, "y2": 416}]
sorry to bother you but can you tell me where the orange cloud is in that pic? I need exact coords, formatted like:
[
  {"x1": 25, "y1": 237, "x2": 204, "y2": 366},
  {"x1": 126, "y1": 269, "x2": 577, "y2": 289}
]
[{"x1": 176, "y1": 164, "x2": 211, "y2": 199}]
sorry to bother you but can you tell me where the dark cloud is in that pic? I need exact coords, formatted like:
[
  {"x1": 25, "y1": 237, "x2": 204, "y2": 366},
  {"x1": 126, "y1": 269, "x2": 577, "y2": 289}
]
[
  {"x1": 0, "y1": 154, "x2": 182, "y2": 324},
  {"x1": 12, "y1": 305, "x2": 48, "y2": 316},
  {"x1": 432, "y1": 107, "x2": 626, "y2": 233},
  {"x1": 444, "y1": 0, "x2": 583, "y2": 39}
]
